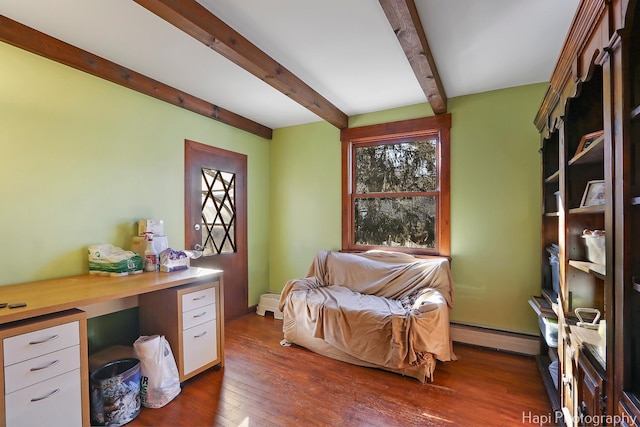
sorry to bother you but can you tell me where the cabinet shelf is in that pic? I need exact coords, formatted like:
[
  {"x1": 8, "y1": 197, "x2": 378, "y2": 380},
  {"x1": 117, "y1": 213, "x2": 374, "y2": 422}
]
[
  {"x1": 542, "y1": 288, "x2": 560, "y2": 310},
  {"x1": 569, "y1": 205, "x2": 605, "y2": 215},
  {"x1": 568, "y1": 131, "x2": 604, "y2": 166},
  {"x1": 570, "y1": 325, "x2": 606, "y2": 368},
  {"x1": 533, "y1": 1, "x2": 640, "y2": 420},
  {"x1": 529, "y1": 295, "x2": 557, "y2": 318},
  {"x1": 569, "y1": 260, "x2": 606, "y2": 279},
  {"x1": 545, "y1": 170, "x2": 560, "y2": 183},
  {"x1": 536, "y1": 355, "x2": 561, "y2": 413}
]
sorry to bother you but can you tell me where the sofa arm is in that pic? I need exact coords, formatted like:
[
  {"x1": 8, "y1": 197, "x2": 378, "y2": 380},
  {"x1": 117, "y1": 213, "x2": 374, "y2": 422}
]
[
  {"x1": 278, "y1": 276, "x2": 324, "y2": 312},
  {"x1": 411, "y1": 289, "x2": 447, "y2": 313}
]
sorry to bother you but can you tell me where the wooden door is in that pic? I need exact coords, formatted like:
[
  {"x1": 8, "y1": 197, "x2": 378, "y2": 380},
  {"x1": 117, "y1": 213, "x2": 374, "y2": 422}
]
[{"x1": 184, "y1": 140, "x2": 248, "y2": 321}]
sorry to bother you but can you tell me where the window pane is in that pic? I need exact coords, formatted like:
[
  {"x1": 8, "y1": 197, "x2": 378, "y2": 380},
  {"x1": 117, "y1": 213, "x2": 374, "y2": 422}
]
[
  {"x1": 201, "y1": 168, "x2": 236, "y2": 255},
  {"x1": 354, "y1": 196, "x2": 436, "y2": 249},
  {"x1": 355, "y1": 139, "x2": 437, "y2": 193}
]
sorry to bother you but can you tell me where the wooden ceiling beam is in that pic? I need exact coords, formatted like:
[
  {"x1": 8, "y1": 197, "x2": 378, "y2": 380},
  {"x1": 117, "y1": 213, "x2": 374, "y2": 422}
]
[
  {"x1": 0, "y1": 15, "x2": 272, "y2": 139},
  {"x1": 134, "y1": 0, "x2": 349, "y2": 129},
  {"x1": 379, "y1": 0, "x2": 447, "y2": 114}
]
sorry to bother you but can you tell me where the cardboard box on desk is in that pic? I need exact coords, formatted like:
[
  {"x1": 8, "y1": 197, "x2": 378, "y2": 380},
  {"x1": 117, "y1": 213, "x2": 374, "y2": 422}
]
[{"x1": 138, "y1": 219, "x2": 164, "y2": 237}]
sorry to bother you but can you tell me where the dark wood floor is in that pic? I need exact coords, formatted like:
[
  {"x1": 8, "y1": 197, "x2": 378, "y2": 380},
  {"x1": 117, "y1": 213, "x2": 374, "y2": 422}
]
[{"x1": 129, "y1": 313, "x2": 554, "y2": 427}]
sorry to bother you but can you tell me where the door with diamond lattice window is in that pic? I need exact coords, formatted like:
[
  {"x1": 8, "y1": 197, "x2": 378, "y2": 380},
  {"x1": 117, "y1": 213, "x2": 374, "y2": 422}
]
[{"x1": 185, "y1": 140, "x2": 248, "y2": 321}]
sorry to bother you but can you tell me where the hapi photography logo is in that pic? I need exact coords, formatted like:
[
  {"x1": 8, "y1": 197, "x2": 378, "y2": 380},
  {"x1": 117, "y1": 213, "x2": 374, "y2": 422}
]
[{"x1": 522, "y1": 410, "x2": 637, "y2": 426}]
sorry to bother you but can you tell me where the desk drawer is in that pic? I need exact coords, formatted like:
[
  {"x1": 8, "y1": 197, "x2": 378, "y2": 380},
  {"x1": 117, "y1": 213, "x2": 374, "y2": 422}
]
[
  {"x1": 5, "y1": 369, "x2": 83, "y2": 427},
  {"x1": 4, "y1": 345, "x2": 80, "y2": 394},
  {"x1": 182, "y1": 287, "x2": 216, "y2": 312},
  {"x1": 182, "y1": 304, "x2": 216, "y2": 330},
  {"x1": 182, "y1": 320, "x2": 217, "y2": 375},
  {"x1": 4, "y1": 321, "x2": 80, "y2": 366}
]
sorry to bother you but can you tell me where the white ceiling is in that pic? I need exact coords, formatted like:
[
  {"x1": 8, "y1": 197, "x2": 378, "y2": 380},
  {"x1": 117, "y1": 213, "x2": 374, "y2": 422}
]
[{"x1": 0, "y1": 0, "x2": 580, "y2": 130}]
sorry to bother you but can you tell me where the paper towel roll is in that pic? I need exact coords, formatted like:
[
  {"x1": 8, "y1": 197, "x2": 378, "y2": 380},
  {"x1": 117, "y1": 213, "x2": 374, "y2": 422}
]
[{"x1": 153, "y1": 236, "x2": 169, "y2": 254}]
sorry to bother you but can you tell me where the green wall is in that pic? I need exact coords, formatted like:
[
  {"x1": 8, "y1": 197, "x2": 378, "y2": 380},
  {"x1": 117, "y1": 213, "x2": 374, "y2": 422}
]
[
  {"x1": 448, "y1": 85, "x2": 544, "y2": 334},
  {"x1": 269, "y1": 121, "x2": 343, "y2": 285},
  {"x1": 1, "y1": 38, "x2": 545, "y2": 336},
  {"x1": 0, "y1": 42, "x2": 271, "y2": 310},
  {"x1": 269, "y1": 85, "x2": 546, "y2": 335}
]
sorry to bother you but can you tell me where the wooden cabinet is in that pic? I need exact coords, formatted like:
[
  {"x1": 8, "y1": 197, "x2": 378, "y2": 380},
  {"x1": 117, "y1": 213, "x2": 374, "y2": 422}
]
[
  {"x1": 531, "y1": 128, "x2": 562, "y2": 414},
  {"x1": 535, "y1": 0, "x2": 640, "y2": 425},
  {"x1": 576, "y1": 350, "x2": 606, "y2": 426},
  {"x1": 139, "y1": 279, "x2": 224, "y2": 383},
  {"x1": 533, "y1": 27, "x2": 609, "y2": 426},
  {"x1": 0, "y1": 268, "x2": 222, "y2": 426},
  {"x1": 560, "y1": 328, "x2": 576, "y2": 424},
  {"x1": 0, "y1": 310, "x2": 89, "y2": 427},
  {"x1": 617, "y1": 2, "x2": 640, "y2": 423}
]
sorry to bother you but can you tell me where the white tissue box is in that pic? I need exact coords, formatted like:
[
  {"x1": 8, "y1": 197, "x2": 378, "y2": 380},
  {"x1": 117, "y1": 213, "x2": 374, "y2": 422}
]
[{"x1": 159, "y1": 248, "x2": 190, "y2": 272}]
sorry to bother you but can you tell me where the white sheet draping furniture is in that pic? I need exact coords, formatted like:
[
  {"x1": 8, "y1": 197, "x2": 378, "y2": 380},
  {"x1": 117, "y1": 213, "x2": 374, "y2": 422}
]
[{"x1": 278, "y1": 250, "x2": 456, "y2": 382}]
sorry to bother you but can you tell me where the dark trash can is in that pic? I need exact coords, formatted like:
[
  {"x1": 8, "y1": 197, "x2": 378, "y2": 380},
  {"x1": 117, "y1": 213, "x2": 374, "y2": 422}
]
[{"x1": 90, "y1": 358, "x2": 141, "y2": 426}]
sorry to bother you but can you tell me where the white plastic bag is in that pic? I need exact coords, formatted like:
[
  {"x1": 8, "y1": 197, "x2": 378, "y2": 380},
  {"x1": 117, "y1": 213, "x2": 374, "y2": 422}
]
[{"x1": 133, "y1": 335, "x2": 181, "y2": 408}]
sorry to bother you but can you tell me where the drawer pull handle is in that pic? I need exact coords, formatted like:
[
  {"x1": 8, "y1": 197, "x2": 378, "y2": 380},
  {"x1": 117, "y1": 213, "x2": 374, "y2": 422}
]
[
  {"x1": 193, "y1": 295, "x2": 206, "y2": 301},
  {"x1": 29, "y1": 334, "x2": 59, "y2": 345},
  {"x1": 30, "y1": 388, "x2": 61, "y2": 402},
  {"x1": 30, "y1": 359, "x2": 61, "y2": 371},
  {"x1": 194, "y1": 331, "x2": 208, "y2": 338},
  {"x1": 193, "y1": 311, "x2": 207, "y2": 318}
]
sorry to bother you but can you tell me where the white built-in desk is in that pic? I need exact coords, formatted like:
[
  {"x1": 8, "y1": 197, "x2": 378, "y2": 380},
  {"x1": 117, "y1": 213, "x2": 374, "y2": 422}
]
[{"x1": 0, "y1": 267, "x2": 224, "y2": 427}]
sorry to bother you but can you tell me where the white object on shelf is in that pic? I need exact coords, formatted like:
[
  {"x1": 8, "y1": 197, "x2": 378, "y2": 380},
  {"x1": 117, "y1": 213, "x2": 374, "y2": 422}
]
[
  {"x1": 582, "y1": 231, "x2": 605, "y2": 265},
  {"x1": 548, "y1": 359, "x2": 559, "y2": 389},
  {"x1": 538, "y1": 316, "x2": 558, "y2": 348}
]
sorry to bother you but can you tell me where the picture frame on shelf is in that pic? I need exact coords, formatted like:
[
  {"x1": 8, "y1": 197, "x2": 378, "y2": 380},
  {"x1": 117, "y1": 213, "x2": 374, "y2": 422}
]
[
  {"x1": 574, "y1": 130, "x2": 604, "y2": 158},
  {"x1": 580, "y1": 180, "x2": 606, "y2": 207}
]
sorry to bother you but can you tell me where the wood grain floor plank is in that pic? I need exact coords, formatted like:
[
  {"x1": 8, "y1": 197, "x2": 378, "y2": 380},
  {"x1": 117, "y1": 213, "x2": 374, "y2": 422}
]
[{"x1": 129, "y1": 313, "x2": 555, "y2": 426}]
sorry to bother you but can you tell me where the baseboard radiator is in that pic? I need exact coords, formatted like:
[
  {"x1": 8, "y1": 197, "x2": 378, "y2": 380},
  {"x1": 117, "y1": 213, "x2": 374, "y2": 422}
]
[{"x1": 450, "y1": 322, "x2": 539, "y2": 356}]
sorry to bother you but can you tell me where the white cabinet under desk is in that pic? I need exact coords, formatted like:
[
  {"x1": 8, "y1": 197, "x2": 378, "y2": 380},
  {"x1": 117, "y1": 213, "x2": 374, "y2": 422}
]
[
  {"x1": 0, "y1": 267, "x2": 223, "y2": 427},
  {"x1": 138, "y1": 280, "x2": 224, "y2": 383},
  {"x1": 0, "y1": 309, "x2": 89, "y2": 427}
]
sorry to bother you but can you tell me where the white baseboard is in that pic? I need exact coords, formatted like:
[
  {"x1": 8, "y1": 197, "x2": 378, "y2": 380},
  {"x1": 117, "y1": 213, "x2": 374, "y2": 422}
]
[{"x1": 451, "y1": 323, "x2": 539, "y2": 356}]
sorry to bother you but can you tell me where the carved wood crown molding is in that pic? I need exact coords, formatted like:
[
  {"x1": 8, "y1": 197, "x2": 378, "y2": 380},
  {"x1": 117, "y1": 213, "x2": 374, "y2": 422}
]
[{"x1": 535, "y1": 0, "x2": 610, "y2": 134}]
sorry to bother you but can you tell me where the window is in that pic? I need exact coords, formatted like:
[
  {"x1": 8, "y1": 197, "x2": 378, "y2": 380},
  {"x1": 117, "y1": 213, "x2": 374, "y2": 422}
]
[
  {"x1": 340, "y1": 115, "x2": 451, "y2": 256},
  {"x1": 201, "y1": 167, "x2": 236, "y2": 255}
]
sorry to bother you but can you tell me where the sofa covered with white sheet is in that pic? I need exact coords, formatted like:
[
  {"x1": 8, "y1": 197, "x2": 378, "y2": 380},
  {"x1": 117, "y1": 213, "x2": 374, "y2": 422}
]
[{"x1": 278, "y1": 250, "x2": 456, "y2": 382}]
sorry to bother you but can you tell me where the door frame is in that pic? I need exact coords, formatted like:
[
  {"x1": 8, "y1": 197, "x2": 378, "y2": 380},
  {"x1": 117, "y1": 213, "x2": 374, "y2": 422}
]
[{"x1": 184, "y1": 139, "x2": 249, "y2": 320}]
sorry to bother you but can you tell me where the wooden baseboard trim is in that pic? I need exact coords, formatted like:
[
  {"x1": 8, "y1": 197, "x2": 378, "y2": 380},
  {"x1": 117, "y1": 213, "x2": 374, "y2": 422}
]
[{"x1": 451, "y1": 323, "x2": 539, "y2": 356}]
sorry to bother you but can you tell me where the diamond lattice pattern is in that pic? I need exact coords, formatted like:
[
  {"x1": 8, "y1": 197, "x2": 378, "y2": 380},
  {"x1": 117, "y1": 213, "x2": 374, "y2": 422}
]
[{"x1": 201, "y1": 168, "x2": 236, "y2": 255}]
